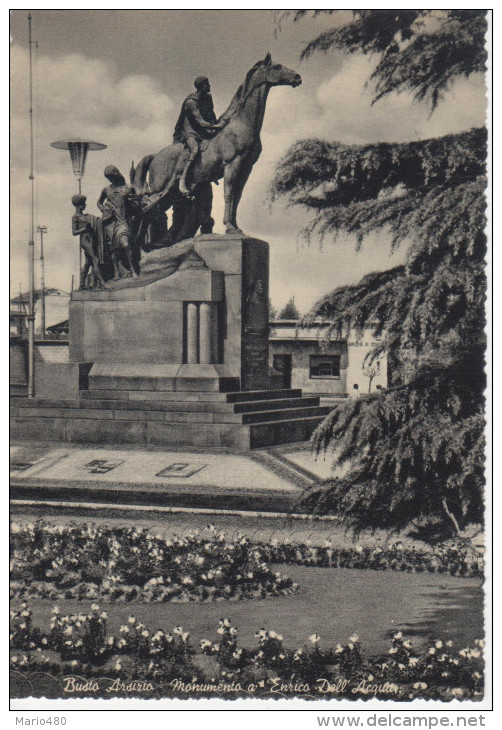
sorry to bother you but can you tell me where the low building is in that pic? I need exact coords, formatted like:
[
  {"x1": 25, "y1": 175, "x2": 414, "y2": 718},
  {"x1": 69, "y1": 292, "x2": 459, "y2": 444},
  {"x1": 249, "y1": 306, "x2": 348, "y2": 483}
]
[{"x1": 269, "y1": 319, "x2": 388, "y2": 401}]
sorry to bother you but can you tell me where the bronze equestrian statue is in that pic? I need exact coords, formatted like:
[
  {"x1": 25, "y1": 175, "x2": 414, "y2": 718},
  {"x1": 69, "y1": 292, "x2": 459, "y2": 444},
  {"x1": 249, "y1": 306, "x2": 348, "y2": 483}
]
[{"x1": 131, "y1": 54, "x2": 301, "y2": 247}]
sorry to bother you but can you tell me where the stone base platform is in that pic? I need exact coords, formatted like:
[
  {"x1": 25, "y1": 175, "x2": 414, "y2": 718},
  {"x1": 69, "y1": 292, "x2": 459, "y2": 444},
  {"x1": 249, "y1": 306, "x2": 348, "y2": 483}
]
[{"x1": 10, "y1": 387, "x2": 331, "y2": 450}]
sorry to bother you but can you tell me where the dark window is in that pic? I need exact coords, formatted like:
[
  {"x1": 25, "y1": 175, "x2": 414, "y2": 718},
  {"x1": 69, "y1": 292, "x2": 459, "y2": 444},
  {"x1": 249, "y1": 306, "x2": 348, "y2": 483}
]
[{"x1": 310, "y1": 355, "x2": 341, "y2": 379}]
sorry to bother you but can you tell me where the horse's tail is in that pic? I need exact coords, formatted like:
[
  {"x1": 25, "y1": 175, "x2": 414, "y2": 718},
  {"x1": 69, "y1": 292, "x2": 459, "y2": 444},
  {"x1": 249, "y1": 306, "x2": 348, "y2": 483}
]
[{"x1": 132, "y1": 153, "x2": 155, "y2": 193}]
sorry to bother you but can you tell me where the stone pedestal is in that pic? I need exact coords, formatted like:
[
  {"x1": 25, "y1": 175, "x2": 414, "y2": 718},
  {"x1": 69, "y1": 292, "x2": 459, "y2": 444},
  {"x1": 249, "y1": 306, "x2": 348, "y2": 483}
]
[
  {"x1": 12, "y1": 234, "x2": 330, "y2": 449},
  {"x1": 69, "y1": 234, "x2": 270, "y2": 392}
]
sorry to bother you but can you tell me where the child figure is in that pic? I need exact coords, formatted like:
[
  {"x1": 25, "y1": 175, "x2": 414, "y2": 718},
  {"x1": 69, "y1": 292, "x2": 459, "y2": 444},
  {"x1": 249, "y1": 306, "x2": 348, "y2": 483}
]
[{"x1": 71, "y1": 194, "x2": 106, "y2": 289}]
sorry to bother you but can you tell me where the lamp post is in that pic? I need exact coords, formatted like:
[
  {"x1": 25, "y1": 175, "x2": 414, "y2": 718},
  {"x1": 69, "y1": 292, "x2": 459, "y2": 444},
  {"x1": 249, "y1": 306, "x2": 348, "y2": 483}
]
[
  {"x1": 37, "y1": 225, "x2": 47, "y2": 338},
  {"x1": 50, "y1": 138, "x2": 107, "y2": 273},
  {"x1": 27, "y1": 13, "x2": 36, "y2": 396}
]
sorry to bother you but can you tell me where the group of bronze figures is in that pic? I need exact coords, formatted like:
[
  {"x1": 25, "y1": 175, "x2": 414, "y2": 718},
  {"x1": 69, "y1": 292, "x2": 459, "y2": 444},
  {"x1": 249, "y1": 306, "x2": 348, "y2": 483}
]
[{"x1": 72, "y1": 56, "x2": 302, "y2": 288}]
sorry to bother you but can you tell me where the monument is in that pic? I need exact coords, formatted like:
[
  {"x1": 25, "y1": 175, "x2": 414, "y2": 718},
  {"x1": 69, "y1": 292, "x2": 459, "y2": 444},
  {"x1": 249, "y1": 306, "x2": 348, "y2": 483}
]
[{"x1": 11, "y1": 55, "x2": 331, "y2": 449}]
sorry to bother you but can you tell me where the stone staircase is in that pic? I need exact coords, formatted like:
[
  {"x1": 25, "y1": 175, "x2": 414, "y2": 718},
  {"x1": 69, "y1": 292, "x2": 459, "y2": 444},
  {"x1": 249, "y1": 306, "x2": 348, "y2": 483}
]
[{"x1": 10, "y1": 387, "x2": 332, "y2": 449}]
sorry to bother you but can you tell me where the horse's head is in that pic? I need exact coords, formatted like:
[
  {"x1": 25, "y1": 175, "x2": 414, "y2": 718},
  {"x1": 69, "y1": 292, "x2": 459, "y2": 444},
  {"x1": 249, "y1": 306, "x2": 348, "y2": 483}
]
[
  {"x1": 222, "y1": 54, "x2": 302, "y2": 121},
  {"x1": 256, "y1": 52, "x2": 302, "y2": 88}
]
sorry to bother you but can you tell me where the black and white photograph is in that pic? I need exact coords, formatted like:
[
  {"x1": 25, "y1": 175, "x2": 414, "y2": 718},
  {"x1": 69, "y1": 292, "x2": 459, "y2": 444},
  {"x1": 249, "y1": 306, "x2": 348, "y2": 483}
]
[{"x1": 9, "y1": 7, "x2": 492, "y2": 715}]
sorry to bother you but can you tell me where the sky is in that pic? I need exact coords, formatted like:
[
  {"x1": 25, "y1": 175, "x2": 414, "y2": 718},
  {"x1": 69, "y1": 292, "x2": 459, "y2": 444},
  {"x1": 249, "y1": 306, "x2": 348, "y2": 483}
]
[{"x1": 10, "y1": 9, "x2": 487, "y2": 312}]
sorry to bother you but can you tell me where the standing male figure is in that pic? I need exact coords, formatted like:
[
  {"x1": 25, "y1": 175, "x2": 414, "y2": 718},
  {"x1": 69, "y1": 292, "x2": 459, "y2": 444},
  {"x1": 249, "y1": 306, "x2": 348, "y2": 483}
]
[
  {"x1": 173, "y1": 76, "x2": 228, "y2": 196},
  {"x1": 71, "y1": 194, "x2": 106, "y2": 290},
  {"x1": 97, "y1": 165, "x2": 138, "y2": 279}
]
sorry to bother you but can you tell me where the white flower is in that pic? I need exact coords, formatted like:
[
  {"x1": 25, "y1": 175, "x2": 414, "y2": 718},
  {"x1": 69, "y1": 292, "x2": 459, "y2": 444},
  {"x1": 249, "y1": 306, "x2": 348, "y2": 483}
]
[
  {"x1": 335, "y1": 644, "x2": 344, "y2": 654},
  {"x1": 393, "y1": 632, "x2": 403, "y2": 640},
  {"x1": 408, "y1": 657, "x2": 418, "y2": 667},
  {"x1": 403, "y1": 640, "x2": 412, "y2": 649},
  {"x1": 114, "y1": 661, "x2": 122, "y2": 671},
  {"x1": 200, "y1": 639, "x2": 212, "y2": 650},
  {"x1": 450, "y1": 688, "x2": 464, "y2": 698},
  {"x1": 349, "y1": 634, "x2": 359, "y2": 643},
  {"x1": 388, "y1": 647, "x2": 398, "y2": 654},
  {"x1": 428, "y1": 647, "x2": 436, "y2": 655},
  {"x1": 475, "y1": 639, "x2": 485, "y2": 648},
  {"x1": 435, "y1": 640, "x2": 443, "y2": 649},
  {"x1": 127, "y1": 616, "x2": 135, "y2": 624},
  {"x1": 141, "y1": 630, "x2": 149, "y2": 638},
  {"x1": 100, "y1": 612, "x2": 108, "y2": 619},
  {"x1": 91, "y1": 603, "x2": 100, "y2": 611},
  {"x1": 63, "y1": 626, "x2": 73, "y2": 636},
  {"x1": 120, "y1": 625, "x2": 130, "y2": 634},
  {"x1": 413, "y1": 682, "x2": 427, "y2": 690},
  {"x1": 308, "y1": 633, "x2": 320, "y2": 645},
  {"x1": 52, "y1": 606, "x2": 60, "y2": 615}
]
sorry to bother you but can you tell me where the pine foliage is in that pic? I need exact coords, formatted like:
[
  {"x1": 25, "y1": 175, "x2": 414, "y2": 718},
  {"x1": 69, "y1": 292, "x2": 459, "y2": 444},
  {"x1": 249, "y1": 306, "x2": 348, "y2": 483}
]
[
  {"x1": 276, "y1": 10, "x2": 487, "y2": 109},
  {"x1": 272, "y1": 10, "x2": 487, "y2": 533},
  {"x1": 278, "y1": 297, "x2": 301, "y2": 320}
]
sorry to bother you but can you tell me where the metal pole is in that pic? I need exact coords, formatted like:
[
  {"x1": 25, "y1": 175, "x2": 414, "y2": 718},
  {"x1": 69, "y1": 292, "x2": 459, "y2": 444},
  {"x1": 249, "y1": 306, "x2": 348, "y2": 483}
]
[
  {"x1": 27, "y1": 13, "x2": 35, "y2": 397},
  {"x1": 37, "y1": 225, "x2": 47, "y2": 339}
]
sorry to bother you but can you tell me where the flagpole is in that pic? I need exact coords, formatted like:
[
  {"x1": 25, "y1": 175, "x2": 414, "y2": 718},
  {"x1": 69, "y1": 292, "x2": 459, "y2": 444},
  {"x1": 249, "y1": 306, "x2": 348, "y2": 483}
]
[{"x1": 27, "y1": 12, "x2": 35, "y2": 397}]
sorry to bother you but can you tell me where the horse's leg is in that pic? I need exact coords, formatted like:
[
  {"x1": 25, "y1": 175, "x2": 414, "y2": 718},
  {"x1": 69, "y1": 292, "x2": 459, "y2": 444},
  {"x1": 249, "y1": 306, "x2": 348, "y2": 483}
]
[
  {"x1": 199, "y1": 182, "x2": 213, "y2": 234},
  {"x1": 223, "y1": 156, "x2": 255, "y2": 232},
  {"x1": 223, "y1": 158, "x2": 244, "y2": 233}
]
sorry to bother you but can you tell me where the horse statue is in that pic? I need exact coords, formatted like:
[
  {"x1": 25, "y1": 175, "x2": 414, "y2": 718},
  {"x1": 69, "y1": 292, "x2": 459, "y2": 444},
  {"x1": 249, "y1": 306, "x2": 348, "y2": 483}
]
[{"x1": 131, "y1": 53, "x2": 301, "y2": 248}]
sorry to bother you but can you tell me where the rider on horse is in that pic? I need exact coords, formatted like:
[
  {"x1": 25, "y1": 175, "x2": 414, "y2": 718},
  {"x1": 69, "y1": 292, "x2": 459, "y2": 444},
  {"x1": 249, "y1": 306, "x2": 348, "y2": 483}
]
[{"x1": 173, "y1": 76, "x2": 228, "y2": 196}]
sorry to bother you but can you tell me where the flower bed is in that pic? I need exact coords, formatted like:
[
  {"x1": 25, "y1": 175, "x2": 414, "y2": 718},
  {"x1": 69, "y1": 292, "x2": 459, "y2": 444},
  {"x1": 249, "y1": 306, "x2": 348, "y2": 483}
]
[
  {"x1": 258, "y1": 539, "x2": 482, "y2": 577},
  {"x1": 10, "y1": 603, "x2": 484, "y2": 701},
  {"x1": 10, "y1": 522, "x2": 297, "y2": 603},
  {"x1": 10, "y1": 522, "x2": 482, "y2": 606}
]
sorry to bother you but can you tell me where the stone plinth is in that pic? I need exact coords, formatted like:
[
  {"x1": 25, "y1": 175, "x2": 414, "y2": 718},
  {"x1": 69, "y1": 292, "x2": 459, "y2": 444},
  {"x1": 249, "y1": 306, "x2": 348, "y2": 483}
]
[
  {"x1": 12, "y1": 234, "x2": 330, "y2": 449},
  {"x1": 69, "y1": 234, "x2": 269, "y2": 392}
]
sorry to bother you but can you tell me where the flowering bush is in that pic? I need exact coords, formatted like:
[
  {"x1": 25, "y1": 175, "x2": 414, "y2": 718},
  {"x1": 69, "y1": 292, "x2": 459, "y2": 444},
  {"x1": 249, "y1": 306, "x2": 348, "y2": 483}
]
[
  {"x1": 257, "y1": 539, "x2": 482, "y2": 577},
  {"x1": 10, "y1": 521, "x2": 481, "y2": 608},
  {"x1": 10, "y1": 604, "x2": 484, "y2": 701},
  {"x1": 10, "y1": 522, "x2": 298, "y2": 603}
]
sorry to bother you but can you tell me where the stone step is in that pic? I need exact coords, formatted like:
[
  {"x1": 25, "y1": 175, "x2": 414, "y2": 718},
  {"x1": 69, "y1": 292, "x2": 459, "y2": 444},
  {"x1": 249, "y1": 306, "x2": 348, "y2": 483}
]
[
  {"x1": 242, "y1": 405, "x2": 331, "y2": 425},
  {"x1": 225, "y1": 389, "x2": 303, "y2": 403},
  {"x1": 88, "y1": 374, "x2": 241, "y2": 393},
  {"x1": 10, "y1": 409, "x2": 327, "y2": 449},
  {"x1": 78, "y1": 395, "x2": 321, "y2": 414},
  {"x1": 13, "y1": 398, "x2": 80, "y2": 409},
  {"x1": 10, "y1": 402, "x2": 331, "y2": 426},
  {"x1": 232, "y1": 396, "x2": 320, "y2": 413},
  {"x1": 249, "y1": 415, "x2": 326, "y2": 449},
  {"x1": 79, "y1": 389, "x2": 230, "y2": 402}
]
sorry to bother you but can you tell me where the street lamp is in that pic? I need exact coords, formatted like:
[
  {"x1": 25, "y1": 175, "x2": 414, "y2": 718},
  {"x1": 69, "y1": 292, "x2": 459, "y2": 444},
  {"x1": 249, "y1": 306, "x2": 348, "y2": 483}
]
[
  {"x1": 50, "y1": 138, "x2": 107, "y2": 194},
  {"x1": 50, "y1": 138, "x2": 107, "y2": 277}
]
